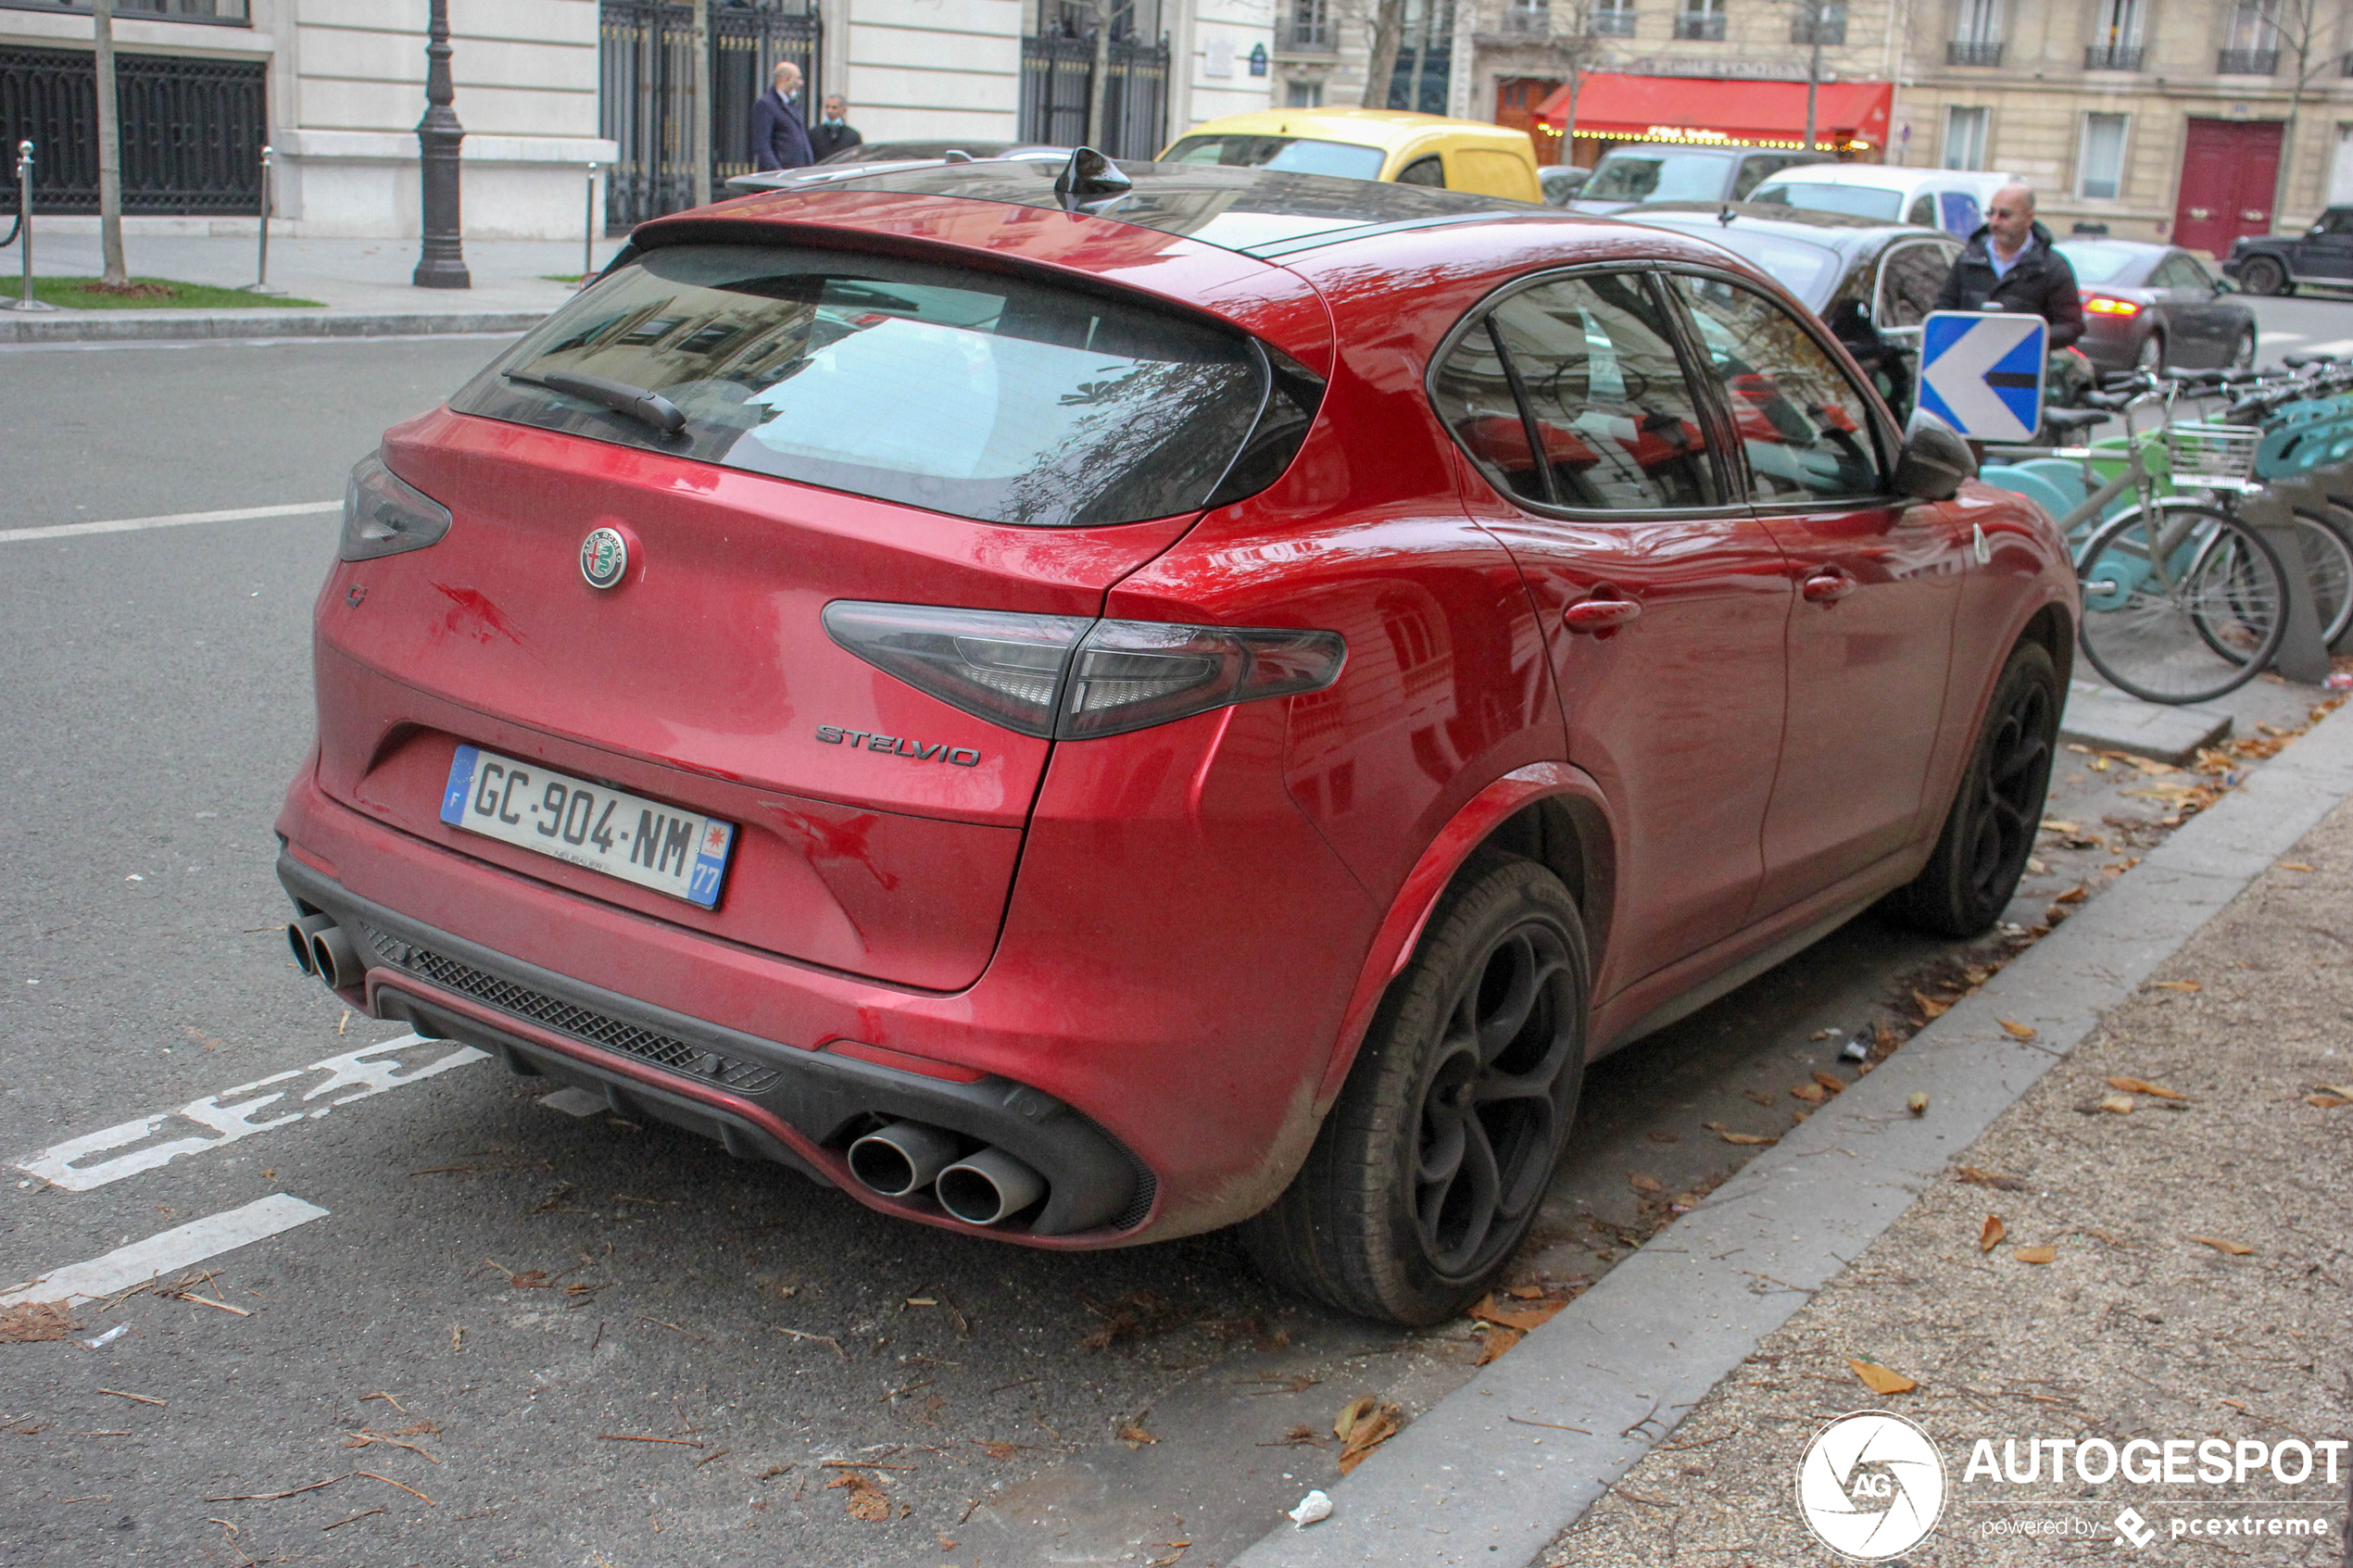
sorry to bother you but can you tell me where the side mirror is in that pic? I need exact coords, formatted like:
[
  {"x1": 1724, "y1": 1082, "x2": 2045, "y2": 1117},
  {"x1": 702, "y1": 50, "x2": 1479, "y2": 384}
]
[
  {"x1": 2214, "y1": 275, "x2": 2239, "y2": 294},
  {"x1": 1894, "y1": 421, "x2": 1976, "y2": 501}
]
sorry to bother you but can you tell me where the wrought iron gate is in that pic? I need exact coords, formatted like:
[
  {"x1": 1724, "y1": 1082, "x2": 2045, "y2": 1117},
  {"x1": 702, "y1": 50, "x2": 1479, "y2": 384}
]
[
  {"x1": 0, "y1": 44, "x2": 265, "y2": 216},
  {"x1": 600, "y1": 0, "x2": 821, "y2": 232},
  {"x1": 1018, "y1": 35, "x2": 1168, "y2": 161}
]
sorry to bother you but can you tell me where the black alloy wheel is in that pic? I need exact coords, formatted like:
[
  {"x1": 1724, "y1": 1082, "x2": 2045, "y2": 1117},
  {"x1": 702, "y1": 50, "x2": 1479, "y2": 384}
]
[
  {"x1": 2238, "y1": 256, "x2": 2289, "y2": 296},
  {"x1": 1243, "y1": 855, "x2": 1588, "y2": 1325},
  {"x1": 1882, "y1": 642, "x2": 2060, "y2": 937}
]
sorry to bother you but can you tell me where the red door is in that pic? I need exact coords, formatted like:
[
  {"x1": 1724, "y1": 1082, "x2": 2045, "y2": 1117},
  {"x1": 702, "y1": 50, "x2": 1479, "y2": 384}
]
[
  {"x1": 1494, "y1": 77, "x2": 1563, "y2": 165},
  {"x1": 2175, "y1": 119, "x2": 2283, "y2": 257}
]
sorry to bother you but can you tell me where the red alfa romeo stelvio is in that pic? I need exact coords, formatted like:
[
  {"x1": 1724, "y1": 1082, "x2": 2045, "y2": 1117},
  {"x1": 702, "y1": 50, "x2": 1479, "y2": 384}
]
[{"x1": 276, "y1": 151, "x2": 2075, "y2": 1324}]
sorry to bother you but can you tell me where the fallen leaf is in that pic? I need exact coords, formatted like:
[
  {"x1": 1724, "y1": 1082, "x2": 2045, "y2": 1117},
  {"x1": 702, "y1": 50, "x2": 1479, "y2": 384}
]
[
  {"x1": 0, "y1": 1301, "x2": 82, "y2": 1344},
  {"x1": 1644, "y1": 1130, "x2": 1680, "y2": 1144},
  {"x1": 826, "y1": 1472, "x2": 891, "y2": 1522},
  {"x1": 1147, "y1": 1543, "x2": 1191, "y2": 1568},
  {"x1": 2041, "y1": 819, "x2": 2082, "y2": 834},
  {"x1": 1810, "y1": 1071, "x2": 1846, "y2": 1095},
  {"x1": 1628, "y1": 1173, "x2": 1664, "y2": 1194},
  {"x1": 975, "y1": 1439, "x2": 1018, "y2": 1461},
  {"x1": 2108, "y1": 1076, "x2": 2188, "y2": 1101},
  {"x1": 2150, "y1": 980, "x2": 2202, "y2": 994},
  {"x1": 1847, "y1": 1359, "x2": 1917, "y2": 1396},
  {"x1": 1906, "y1": 1093, "x2": 1930, "y2": 1118},
  {"x1": 1333, "y1": 1395, "x2": 1377, "y2": 1442},
  {"x1": 2014, "y1": 1245, "x2": 2057, "y2": 1264},
  {"x1": 2052, "y1": 885, "x2": 2088, "y2": 905},
  {"x1": 1956, "y1": 1166, "x2": 2026, "y2": 1191},
  {"x1": 1116, "y1": 1422, "x2": 1159, "y2": 1450},
  {"x1": 2278, "y1": 861, "x2": 2315, "y2": 872},
  {"x1": 1913, "y1": 990, "x2": 1951, "y2": 1019},
  {"x1": 2315, "y1": 1084, "x2": 2353, "y2": 1100},
  {"x1": 1475, "y1": 1325, "x2": 1523, "y2": 1365},
  {"x1": 1791, "y1": 1083, "x2": 1829, "y2": 1105},
  {"x1": 1702, "y1": 1123, "x2": 1778, "y2": 1147},
  {"x1": 2097, "y1": 1093, "x2": 2135, "y2": 1114},
  {"x1": 1505, "y1": 1284, "x2": 1545, "y2": 1299},
  {"x1": 1335, "y1": 1403, "x2": 1403, "y2": 1474},
  {"x1": 2309, "y1": 1094, "x2": 2351, "y2": 1110},
  {"x1": 1743, "y1": 1088, "x2": 1778, "y2": 1109},
  {"x1": 1979, "y1": 1214, "x2": 2006, "y2": 1253},
  {"x1": 1469, "y1": 1294, "x2": 1567, "y2": 1333},
  {"x1": 1998, "y1": 1020, "x2": 2038, "y2": 1040},
  {"x1": 2191, "y1": 1236, "x2": 2253, "y2": 1256}
]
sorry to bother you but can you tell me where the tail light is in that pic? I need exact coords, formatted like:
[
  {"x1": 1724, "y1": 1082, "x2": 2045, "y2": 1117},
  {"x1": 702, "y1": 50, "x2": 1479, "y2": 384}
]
[
  {"x1": 2081, "y1": 293, "x2": 2142, "y2": 317},
  {"x1": 824, "y1": 601, "x2": 1345, "y2": 741},
  {"x1": 341, "y1": 453, "x2": 453, "y2": 561}
]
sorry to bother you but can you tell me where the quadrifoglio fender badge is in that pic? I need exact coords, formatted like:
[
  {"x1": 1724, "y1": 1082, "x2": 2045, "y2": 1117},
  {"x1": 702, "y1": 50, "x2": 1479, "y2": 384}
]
[{"x1": 816, "y1": 726, "x2": 981, "y2": 767}]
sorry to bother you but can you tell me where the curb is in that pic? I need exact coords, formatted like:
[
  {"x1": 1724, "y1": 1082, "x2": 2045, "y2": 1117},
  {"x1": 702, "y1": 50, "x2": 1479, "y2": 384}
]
[
  {"x1": 1230, "y1": 699, "x2": 2353, "y2": 1568},
  {"x1": 0, "y1": 309, "x2": 549, "y2": 345}
]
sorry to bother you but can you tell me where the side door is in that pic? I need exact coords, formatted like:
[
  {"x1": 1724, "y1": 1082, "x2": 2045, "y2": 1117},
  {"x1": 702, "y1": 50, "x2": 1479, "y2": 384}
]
[
  {"x1": 1432, "y1": 268, "x2": 1793, "y2": 990},
  {"x1": 1661, "y1": 270, "x2": 1972, "y2": 916},
  {"x1": 2295, "y1": 207, "x2": 2353, "y2": 282},
  {"x1": 2149, "y1": 252, "x2": 2224, "y2": 363}
]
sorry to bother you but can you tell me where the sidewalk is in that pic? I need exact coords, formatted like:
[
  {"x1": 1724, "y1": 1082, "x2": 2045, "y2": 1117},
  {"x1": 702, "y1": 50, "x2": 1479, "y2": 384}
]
[
  {"x1": 1542, "y1": 796, "x2": 2353, "y2": 1565},
  {"x1": 0, "y1": 232, "x2": 625, "y2": 344}
]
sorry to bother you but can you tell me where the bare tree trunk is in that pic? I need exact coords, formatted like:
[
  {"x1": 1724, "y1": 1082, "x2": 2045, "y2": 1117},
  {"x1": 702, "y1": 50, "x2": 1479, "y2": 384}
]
[
  {"x1": 1361, "y1": 0, "x2": 1407, "y2": 109},
  {"x1": 2268, "y1": 2, "x2": 2312, "y2": 236},
  {"x1": 690, "y1": 0, "x2": 711, "y2": 207},
  {"x1": 1088, "y1": 2, "x2": 1113, "y2": 151},
  {"x1": 94, "y1": 0, "x2": 125, "y2": 286},
  {"x1": 1805, "y1": 30, "x2": 1821, "y2": 152}
]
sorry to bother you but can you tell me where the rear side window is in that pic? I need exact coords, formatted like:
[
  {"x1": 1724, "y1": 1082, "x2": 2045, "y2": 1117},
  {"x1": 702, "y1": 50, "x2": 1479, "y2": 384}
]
[
  {"x1": 450, "y1": 244, "x2": 1319, "y2": 529},
  {"x1": 1396, "y1": 156, "x2": 1447, "y2": 188},
  {"x1": 1433, "y1": 271, "x2": 1719, "y2": 511}
]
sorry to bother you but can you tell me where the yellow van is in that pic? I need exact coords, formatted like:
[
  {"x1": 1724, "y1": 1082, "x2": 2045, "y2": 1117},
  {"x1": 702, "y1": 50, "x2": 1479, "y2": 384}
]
[{"x1": 1157, "y1": 107, "x2": 1543, "y2": 204}]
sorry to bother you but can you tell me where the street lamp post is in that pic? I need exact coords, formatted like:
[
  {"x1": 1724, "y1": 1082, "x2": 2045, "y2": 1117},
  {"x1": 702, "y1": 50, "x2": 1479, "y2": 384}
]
[{"x1": 413, "y1": 0, "x2": 470, "y2": 289}]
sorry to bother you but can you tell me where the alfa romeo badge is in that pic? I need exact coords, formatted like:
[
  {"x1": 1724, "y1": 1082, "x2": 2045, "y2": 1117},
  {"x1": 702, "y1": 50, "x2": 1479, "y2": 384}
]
[{"x1": 580, "y1": 527, "x2": 629, "y2": 590}]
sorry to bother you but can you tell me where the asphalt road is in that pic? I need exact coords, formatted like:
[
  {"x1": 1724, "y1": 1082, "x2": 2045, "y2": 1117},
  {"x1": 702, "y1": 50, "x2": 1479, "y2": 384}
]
[
  {"x1": 2246, "y1": 292, "x2": 2353, "y2": 368},
  {"x1": 0, "y1": 333, "x2": 2305, "y2": 1568}
]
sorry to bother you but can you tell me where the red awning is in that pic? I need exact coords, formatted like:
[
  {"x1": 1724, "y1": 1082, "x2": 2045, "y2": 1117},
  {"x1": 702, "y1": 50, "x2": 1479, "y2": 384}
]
[{"x1": 1534, "y1": 73, "x2": 1893, "y2": 149}]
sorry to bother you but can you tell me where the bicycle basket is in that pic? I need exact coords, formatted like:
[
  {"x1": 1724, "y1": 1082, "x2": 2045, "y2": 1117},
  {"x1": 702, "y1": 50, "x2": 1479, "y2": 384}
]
[{"x1": 2164, "y1": 421, "x2": 2261, "y2": 487}]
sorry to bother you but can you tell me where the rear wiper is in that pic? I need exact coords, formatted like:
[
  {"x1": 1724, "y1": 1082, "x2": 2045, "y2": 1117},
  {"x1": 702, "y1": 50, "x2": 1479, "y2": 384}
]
[{"x1": 505, "y1": 368, "x2": 686, "y2": 436}]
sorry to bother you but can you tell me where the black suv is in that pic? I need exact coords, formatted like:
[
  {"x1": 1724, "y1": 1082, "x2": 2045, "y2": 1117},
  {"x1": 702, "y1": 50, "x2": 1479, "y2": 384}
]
[{"x1": 2223, "y1": 207, "x2": 2353, "y2": 295}]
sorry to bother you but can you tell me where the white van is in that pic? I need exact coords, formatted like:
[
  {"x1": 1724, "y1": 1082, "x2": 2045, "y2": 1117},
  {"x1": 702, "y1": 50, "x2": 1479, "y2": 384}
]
[{"x1": 1746, "y1": 166, "x2": 2020, "y2": 237}]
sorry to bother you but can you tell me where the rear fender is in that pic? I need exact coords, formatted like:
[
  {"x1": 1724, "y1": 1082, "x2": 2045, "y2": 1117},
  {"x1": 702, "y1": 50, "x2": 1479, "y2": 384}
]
[{"x1": 1313, "y1": 761, "x2": 1614, "y2": 1105}]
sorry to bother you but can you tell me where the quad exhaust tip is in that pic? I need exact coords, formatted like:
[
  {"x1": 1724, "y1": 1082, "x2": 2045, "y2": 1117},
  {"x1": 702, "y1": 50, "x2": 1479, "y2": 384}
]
[
  {"x1": 289, "y1": 914, "x2": 361, "y2": 992},
  {"x1": 846, "y1": 1120, "x2": 962, "y2": 1198},
  {"x1": 936, "y1": 1147, "x2": 1046, "y2": 1226}
]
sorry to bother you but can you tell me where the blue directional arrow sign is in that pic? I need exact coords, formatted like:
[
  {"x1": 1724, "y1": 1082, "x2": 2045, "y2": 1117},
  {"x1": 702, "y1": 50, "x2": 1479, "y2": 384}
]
[{"x1": 1919, "y1": 310, "x2": 2045, "y2": 442}]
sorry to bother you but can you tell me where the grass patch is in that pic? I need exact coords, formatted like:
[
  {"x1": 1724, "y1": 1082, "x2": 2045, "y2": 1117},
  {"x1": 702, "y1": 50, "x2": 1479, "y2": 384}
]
[{"x1": 26, "y1": 276, "x2": 324, "y2": 310}]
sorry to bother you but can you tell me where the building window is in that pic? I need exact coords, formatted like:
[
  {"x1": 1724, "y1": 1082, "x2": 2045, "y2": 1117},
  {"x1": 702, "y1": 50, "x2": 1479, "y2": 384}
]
[
  {"x1": 1944, "y1": 106, "x2": 1989, "y2": 170},
  {"x1": 2086, "y1": 0, "x2": 2144, "y2": 70},
  {"x1": 2079, "y1": 112, "x2": 2129, "y2": 200},
  {"x1": 1592, "y1": 0, "x2": 1636, "y2": 35},
  {"x1": 1285, "y1": 78, "x2": 1325, "y2": 107},
  {"x1": 2328, "y1": 123, "x2": 2353, "y2": 206},
  {"x1": 1504, "y1": 0, "x2": 1551, "y2": 36},
  {"x1": 1283, "y1": 0, "x2": 1332, "y2": 50},
  {"x1": 1792, "y1": 2, "x2": 1845, "y2": 46},
  {"x1": 2220, "y1": 1, "x2": 2281, "y2": 74},
  {"x1": 1675, "y1": 0, "x2": 1724, "y2": 42},
  {"x1": 1949, "y1": 0, "x2": 2002, "y2": 65}
]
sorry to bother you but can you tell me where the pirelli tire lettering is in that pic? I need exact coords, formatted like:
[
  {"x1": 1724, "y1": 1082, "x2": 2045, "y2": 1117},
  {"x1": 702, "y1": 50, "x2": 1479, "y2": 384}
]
[{"x1": 815, "y1": 726, "x2": 983, "y2": 766}]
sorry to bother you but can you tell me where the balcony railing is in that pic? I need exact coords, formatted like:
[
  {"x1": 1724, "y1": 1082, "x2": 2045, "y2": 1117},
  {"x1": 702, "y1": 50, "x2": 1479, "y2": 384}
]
[
  {"x1": 1592, "y1": 6, "x2": 1636, "y2": 34},
  {"x1": 2084, "y1": 44, "x2": 2144, "y2": 70},
  {"x1": 1283, "y1": 19, "x2": 1334, "y2": 49},
  {"x1": 2217, "y1": 48, "x2": 2279, "y2": 74},
  {"x1": 1947, "y1": 40, "x2": 2004, "y2": 66},
  {"x1": 1500, "y1": 7, "x2": 1552, "y2": 36},
  {"x1": 1792, "y1": 17, "x2": 1846, "y2": 44},
  {"x1": 1674, "y1": 12, "x2": 1725, "y2": 41}
]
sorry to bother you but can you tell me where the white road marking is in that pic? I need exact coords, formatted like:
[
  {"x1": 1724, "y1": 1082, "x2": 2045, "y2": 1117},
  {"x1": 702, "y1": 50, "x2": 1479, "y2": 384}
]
[
  {"x1": 16, "y1": 1035, "x2": 487, "y2": 1193},
  {"x1": 0, "y1": 499, "x2": 337, "y2": 546},
  {"x1": 2298, "y1": 337, "x2": 2353, "y2": 356},
  {"x1": 538, "y1": 1087, "x2": 606, "y2": 1118},
  {"x1": 2, "y1": 1194, "x2": 329, "y2": 1307}
]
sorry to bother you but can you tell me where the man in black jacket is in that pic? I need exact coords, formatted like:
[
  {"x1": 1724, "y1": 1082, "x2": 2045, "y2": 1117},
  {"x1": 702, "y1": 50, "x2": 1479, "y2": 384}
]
[
  {"x1": 1932, "y1": 183, "x2": 2085, "y2": 350},
  {"x1": 810, "y1": 95, "x2": 862, "y2": 163},
  {"x1": 750, "y1": 61, "x2": 813, "y2": 172}
]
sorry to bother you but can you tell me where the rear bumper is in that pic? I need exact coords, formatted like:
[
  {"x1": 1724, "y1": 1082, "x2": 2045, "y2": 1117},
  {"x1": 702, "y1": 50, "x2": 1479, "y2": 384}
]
[{"x1": 281, "y1": 851, "x2": 1153, "y2": 1241}]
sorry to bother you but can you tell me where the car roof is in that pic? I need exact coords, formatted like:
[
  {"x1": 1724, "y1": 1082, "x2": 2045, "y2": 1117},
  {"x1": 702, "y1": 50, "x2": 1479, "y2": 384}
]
[
  {"x1": 1748, "y1": 165, "x2": 2008, "y2": 194},
  {"x1": 706, "y1": 157, "x2": 1545, "y2": 257},
  {"x1": 1629, "y1": 200, "x2": 1938, "y2": 244},
  {"x1": 1170, "y1": 107, "x2": 1535, "y2": 154},
  {"x1": 1593, "y1": 142, "x2": 1748, "y2": 161}
]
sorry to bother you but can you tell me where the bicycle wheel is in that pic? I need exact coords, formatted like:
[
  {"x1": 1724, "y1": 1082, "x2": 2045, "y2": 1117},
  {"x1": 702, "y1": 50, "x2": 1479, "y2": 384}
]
[
  {"x1": 2076, "y1": 503, "x2": 2287, "y2": 704},
  {"x1": 2302, "y1": 507, "x2": 2353, "y2": 645}
]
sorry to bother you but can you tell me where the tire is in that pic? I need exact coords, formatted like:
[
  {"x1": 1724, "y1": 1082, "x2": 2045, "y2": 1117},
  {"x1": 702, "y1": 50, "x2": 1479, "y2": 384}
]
[
  {"x1": 2285, "y1": 509, "x2": 2353, "y2": 646},
  {"x1": 2077, "y1": 502, "x2": 2287, "y2": 703},
  {"x1": 2136, "y1": 332, "x2": 2167, "y2": 375},
  {"x1": 2238, "y1": 256, "x2": 2289, "y2": 296},
  {"x1": 1242, "y1": 854, "x2": 1588, "y2": 1326},
  {"x1": 1882, "y1": 641, "x2": 2060, "y2": 939}
]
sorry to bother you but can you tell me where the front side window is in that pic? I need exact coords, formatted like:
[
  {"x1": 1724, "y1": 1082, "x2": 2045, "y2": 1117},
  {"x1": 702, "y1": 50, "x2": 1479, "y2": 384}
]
[
  {"x1": 1667, "y1": 275, "x2": 1883, "y2": 504},
  {"x1": 452, "y1": 244, "x2": 1315, "y2": 529},
  {"x1": 1876, "y1": 241, "x2": 1957, "y2": 329},
  {"x1": 1433, "y1": 272, "x2": 1719, "y2": 511}
]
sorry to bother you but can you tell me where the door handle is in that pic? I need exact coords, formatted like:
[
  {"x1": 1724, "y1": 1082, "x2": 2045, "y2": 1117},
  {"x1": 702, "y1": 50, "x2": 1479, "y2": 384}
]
[
  {"x1": 2189, "y1": 207, "x2": 2209, "y2": 219},
  {"x1": 2243, "y1": 209, "x2": 2267, "y2": 221},
  {"x1": 1564, "y1": 596, "x2": 1642, "y2": 633},
  {"x1": 1801, "y1": 568, "x2": 1856, "y2": 603}
]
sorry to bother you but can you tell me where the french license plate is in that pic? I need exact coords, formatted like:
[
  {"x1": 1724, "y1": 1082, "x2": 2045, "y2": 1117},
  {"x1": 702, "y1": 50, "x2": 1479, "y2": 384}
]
[{"x1": 439, "y1": 745, "x2": 735, "y2": 909}]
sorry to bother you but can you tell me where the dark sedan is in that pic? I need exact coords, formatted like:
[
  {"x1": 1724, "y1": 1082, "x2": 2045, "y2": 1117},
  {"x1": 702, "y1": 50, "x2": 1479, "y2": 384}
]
[{"x1": 2056, "y1": 240, "x2": 2257, "y2": 374}]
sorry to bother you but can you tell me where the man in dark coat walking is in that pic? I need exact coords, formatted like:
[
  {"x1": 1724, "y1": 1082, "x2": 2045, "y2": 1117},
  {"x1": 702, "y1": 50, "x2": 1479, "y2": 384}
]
[
  {"x1": 1933, "y1": 183, "x2": 2085, "y2": 350},
  {"x1": 750, "y1": 60, "x2": 813, "y2": 172},
  {"x1": 809, "y1": 95, "x2": 862, "y2": 163}
]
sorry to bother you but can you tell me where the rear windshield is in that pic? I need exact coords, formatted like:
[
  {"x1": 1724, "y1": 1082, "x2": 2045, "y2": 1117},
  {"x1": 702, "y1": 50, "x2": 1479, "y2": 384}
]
[
  {"x1": 1162, "y1": 134, "x2": 1388, "y2": 182},
  {"x1": 450, "y1": 244, "x2": 1311, "y2": 529},
  {"x1": 1583, "y1": 152, "x2": 1730, "y2": 203},
  {"x1": 1751, "y1": 182, "x2": 1904, "y2": 220},
  {"x1": 2054, "y1": 242, "x2": 2143, "y2": 284}
]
